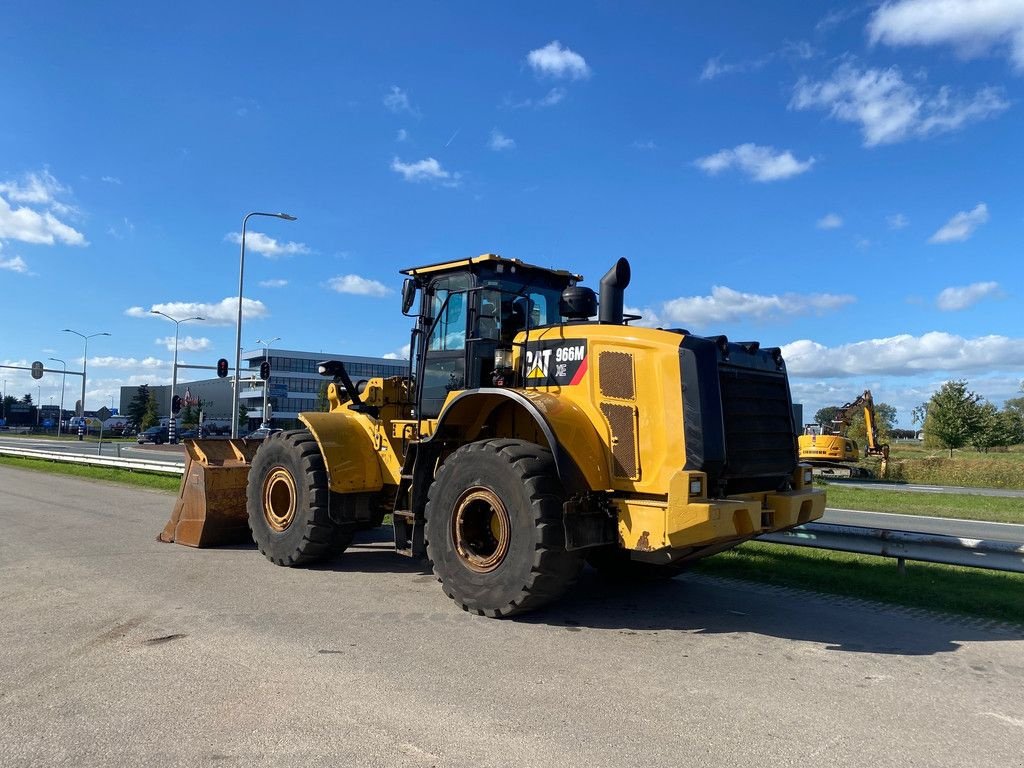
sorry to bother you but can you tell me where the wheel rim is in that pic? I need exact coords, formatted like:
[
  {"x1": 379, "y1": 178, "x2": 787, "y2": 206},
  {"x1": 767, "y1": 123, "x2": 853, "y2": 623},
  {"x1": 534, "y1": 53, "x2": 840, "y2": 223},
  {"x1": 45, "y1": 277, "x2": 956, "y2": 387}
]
[
  {"x1": 263, "y1": 467, "x2": 297, "y2": 532},
  {"x1": 451, "y1": 487, "x2": 511, "y2": 573}
]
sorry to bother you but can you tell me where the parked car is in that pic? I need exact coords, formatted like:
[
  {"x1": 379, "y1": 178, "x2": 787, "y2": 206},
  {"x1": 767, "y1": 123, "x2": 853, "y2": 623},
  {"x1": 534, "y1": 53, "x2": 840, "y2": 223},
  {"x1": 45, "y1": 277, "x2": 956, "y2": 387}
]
[
  {"x1": 137, "y1": 426, "x2": 171, "y2": 445},
  {"x1": 179, "y1": 428, "x2": 202, "y2": 439},
  {"x1": 243, "y1": 426, "x2": 282, "y2": 440}
]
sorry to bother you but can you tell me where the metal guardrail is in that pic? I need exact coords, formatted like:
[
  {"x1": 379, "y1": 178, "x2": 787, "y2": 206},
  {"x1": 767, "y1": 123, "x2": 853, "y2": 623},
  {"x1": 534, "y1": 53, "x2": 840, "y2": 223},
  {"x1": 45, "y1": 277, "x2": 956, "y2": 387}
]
[
  {"x1": 2, "y1": 445, "x2": 1022, "y2": 573},
  {"x1": 0, "y1": 445, "x2": 184, "y2": 475},
  {"x1": 761, "y1": 522, "x2": 1024, "y2": 574}
]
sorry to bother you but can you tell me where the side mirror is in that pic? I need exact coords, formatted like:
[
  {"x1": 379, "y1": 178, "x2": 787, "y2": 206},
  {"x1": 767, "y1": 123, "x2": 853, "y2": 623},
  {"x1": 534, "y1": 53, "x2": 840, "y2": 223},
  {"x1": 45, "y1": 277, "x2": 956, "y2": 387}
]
[{"x1": 401, "y1": 278, "x2": 416, "y2": 315}]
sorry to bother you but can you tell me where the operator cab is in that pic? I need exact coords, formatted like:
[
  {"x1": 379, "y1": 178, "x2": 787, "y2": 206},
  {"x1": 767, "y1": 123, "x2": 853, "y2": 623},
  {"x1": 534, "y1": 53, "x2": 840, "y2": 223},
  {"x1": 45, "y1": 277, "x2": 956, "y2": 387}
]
[{"x1": 400, "y1": 254, "x2": 583, "y2": 418}]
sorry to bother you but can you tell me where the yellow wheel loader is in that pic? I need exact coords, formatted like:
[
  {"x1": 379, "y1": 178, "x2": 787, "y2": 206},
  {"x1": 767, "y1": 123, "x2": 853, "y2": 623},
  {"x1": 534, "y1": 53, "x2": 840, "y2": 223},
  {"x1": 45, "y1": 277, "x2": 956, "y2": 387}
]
[{"x1": 161, "y1": 254, "x2": 825, "y2": 617}]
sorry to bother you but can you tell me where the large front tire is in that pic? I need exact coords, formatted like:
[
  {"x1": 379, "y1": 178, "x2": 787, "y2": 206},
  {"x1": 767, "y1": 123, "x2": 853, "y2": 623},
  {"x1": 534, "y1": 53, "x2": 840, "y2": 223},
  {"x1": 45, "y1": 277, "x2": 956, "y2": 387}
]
[
  {"x1": 424, "y1": 439, "x2": 582, "y2": 618},
  {"x1": 247, "y1": 429, "x2": 354, "y2": 566}
]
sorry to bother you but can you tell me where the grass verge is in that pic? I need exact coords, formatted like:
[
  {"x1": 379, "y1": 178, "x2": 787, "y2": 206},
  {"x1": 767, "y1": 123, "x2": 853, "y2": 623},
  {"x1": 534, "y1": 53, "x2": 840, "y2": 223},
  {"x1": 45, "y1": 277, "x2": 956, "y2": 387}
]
[
  {"x1": 0, "y1": 455, "x2": 180, "y2": 492},
  {"x1": 695, "y1": 541, "x2": 1024, "y2": 625},
  {"x1": 822, "y1": 484, "x2": 1024, "y2": 524}
]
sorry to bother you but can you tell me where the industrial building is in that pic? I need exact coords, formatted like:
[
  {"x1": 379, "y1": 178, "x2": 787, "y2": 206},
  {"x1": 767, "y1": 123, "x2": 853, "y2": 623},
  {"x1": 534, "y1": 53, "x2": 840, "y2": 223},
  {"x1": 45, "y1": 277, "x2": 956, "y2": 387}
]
[{"x1": 119, "y1": 348, "x2": 406, "y2": 431}]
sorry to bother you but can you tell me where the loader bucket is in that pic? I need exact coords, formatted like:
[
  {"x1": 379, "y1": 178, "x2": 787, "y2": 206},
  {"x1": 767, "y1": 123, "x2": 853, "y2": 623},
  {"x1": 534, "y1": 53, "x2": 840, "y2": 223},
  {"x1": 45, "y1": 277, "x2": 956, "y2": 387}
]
[{"x1": 159, "y1": 439, "x2": 262, "y2": 547}]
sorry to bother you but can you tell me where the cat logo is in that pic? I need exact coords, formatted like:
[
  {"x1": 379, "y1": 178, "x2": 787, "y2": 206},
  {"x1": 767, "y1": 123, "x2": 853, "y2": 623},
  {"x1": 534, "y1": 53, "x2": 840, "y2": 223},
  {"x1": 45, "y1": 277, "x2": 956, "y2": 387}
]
[
  {"x1": 526, "y1": 348, "x2": 553, "y2": 379},
  {"x1": 523, "y1": 340, "x2": 588, "y2": 386}
]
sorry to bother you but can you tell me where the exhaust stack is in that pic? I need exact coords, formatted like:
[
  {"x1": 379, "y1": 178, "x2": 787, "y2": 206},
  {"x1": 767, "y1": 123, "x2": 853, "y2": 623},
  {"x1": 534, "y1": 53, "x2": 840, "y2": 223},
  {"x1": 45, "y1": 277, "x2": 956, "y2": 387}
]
[{"x1": 599, "y1": 257, "x2": 631, "y2": 325}]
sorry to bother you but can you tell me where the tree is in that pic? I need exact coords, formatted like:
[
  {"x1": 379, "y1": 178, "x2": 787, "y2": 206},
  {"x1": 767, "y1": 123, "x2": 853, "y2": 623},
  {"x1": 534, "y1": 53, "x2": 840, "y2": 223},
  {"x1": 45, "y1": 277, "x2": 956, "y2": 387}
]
[
  {"x1": 316, "y1": 381, "x2": 330, "y2": 412},
  {"x1": 21, "y1": 393, "x2": 33, "y2": 405},
  {"x1": 911, "y1": 402, "x2": 928, "y2": 428},
  {"x1": 141, "y1": 391, "x2": 160, "y2": 430},
  {"x1": 970, "y1": 402, "x2": 1000, "y2": 452},
  {"x1": 181, "y1": 402, "x2": 198, "y2": 428},
  {"x1": 926, "y1": 380, "x2": 983, "y2": 457},
  {"x1": 126, "y1": 385, "x2": 150, "y2": 427},
  {"x1": 814, "y1": 406, "x2": 842, "y2": 430}
]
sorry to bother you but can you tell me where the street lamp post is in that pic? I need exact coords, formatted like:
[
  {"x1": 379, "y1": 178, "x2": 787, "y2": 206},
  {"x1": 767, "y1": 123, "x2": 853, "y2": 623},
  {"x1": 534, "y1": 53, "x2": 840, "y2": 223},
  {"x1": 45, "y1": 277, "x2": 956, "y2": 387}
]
[
  {"x1": 255, "y1": 336, "x2": 280, "y2": 427},
  {"x1": 36, "y1": 385, "x2": 40, "y2": 428},
  {"x1": 151, "y1": 311, "x2": 204, "y2": 444},
  {"x1": 231, "y1": 211, "x2": 297, "y2": 438},
  {"x1": 61, "y1": 329, "x2": 110, "y2": 441},
  {"x1": 49, "y1": 358, "x2": 66, "y2": 437}
]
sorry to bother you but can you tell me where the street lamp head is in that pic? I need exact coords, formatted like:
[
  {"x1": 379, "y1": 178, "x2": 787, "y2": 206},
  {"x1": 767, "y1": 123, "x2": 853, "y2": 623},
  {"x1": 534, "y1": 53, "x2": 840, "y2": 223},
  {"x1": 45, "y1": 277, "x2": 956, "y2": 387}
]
[{"x1": 276, "y1": 213, "x2": 297, "y2": 221}]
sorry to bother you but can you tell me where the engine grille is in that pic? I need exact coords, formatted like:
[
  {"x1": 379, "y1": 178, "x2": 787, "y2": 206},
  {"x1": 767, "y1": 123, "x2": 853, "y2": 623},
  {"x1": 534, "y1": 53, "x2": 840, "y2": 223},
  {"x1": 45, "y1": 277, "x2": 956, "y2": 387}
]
[{"x1": 718, "y1": 366, "x2": 796, "y2": 488}]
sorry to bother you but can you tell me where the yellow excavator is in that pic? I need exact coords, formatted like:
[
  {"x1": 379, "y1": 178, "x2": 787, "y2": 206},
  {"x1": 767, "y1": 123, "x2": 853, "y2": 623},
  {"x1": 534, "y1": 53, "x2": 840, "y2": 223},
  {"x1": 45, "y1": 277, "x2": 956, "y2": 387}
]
[
  {"x1": 161, "y1": 254, "x2": 824, "y2": 617},
  {"x1": 798, "y1": 390, "x2": 890, "y2": 478}
]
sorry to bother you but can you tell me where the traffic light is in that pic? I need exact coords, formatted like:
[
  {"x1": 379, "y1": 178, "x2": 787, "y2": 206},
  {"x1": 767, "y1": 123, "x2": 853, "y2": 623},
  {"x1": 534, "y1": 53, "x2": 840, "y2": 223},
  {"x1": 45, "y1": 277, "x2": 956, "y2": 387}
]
[
  {"x1": 259, "y1": 360, "x2": 271, "y2": 381},
  {"x1": 216, "y1": 358, "x2": 229, "y2": 378},
  {"x1": 172, "y1": 395, "x2": 182, "y2": 414}
]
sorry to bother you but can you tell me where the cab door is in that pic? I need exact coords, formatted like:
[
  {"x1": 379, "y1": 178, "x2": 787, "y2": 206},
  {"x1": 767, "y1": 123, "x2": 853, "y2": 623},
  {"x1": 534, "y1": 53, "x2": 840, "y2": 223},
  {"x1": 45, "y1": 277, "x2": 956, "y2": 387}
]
[{"x1": 418, "y1": 274, "x2": 471, "y2": 419}]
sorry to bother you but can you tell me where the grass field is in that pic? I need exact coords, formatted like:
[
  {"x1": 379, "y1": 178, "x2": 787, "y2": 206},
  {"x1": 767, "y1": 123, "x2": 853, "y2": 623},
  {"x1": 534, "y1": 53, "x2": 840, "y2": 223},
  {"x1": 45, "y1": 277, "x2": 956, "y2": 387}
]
[
  {"x1": 822, "y1": 483, "x2": 1024, "y2": 524},
  {"x1": 0, "y1": 455, "x2": 181, "y2": 492},
  {"x1": 876, "y1": 442, "x2": 1024, "y2": 489},
  {"x1": 695, "y1": 541, "x2": 1024, "y2": 625}
]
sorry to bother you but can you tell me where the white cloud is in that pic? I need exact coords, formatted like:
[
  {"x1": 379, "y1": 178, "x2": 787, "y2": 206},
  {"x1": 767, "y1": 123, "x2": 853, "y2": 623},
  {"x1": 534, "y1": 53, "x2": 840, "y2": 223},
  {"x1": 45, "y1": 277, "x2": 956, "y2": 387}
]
[
  {"x1": 225, "y1": 231, "x2": 309, "y2": 258},
  {"x1": 0, "y1": 170, "x2": 68, "y2": 205},
  {"x1": 383, "y1": 86, "x2": 420, "y2": 117},
  {"x1": 390, "y1": 156, "x2": 460, "y2": 186},
  {"x1": 700, "y1": 40, "x2": 817, "y2": 81},
  {"x1": 101, "y1": 175, "x2": 122, "y2": 185},
  {"x1": 782, "y1": 332, "x2": 1024, "y2": 377},
  {"x1": 504, "y1": 87, "x2": 566, "y2": 110},
  {"x1": 489, "y1": 129, "x2": 516, "y2": 151},
  {"x1": 0, "y1": 170, "x2": 87, "y2": 247},
  {"x1": 527, "y1": 41, "x2": 591, "y2": 80},
  {"x1": 396, "y1": 128, "x2": 408, "y2": 142},
  {"x1": 791, "y1": 63, "x2": 1009, "y2": 146},
  {"x1": 817, "y1": 212, "x2": 844, "y2": 229},
  {"x1": 259, "y1": 278, "x2": 288, "y2": 288},
  {"x1": 125, "y1": 297, "x2": 269, "y2": 326},
  {"x1": 156, "y1": 335, "x2": 211, "y2": 352},
  {"x1": 887, "y1": 212, "x2": 909, "y2": 229},
  {"x1": 382, "y1": 343, "x2": 412, "y2": 360},
  {"x1": 661, "y1": 286, "x2": 855, "y2": 326},
  {"x1": 0, "y1": 255, "x2": 30, "y2": 274},
  {"x1": 537, "y1": 87, "x2": 566, "y2": 107},
  {"x1": 623, "y1": 306, "x2": 662, "y2": 328},
  {"x1": 695, "y1": 143, "x2": 815, "y2": 182},
  {"x1": 869, "y1": 0, "x2": 1024, "y2": 71},
  {"x1": 326, "y1": 274, "x2": 391, "y2": 297},
  {"x1": 89, "y1": 356, "x2": 167, "y2": 369},
  {"x1": 936, "y1": 281, "x2": 1001, "y2": 310},
  {"x1": 928, "y1": 202, "x2": 989, "y2": 243},
  {"x1": 631, "y1": 139, "x2": 658, "y2": 150}
]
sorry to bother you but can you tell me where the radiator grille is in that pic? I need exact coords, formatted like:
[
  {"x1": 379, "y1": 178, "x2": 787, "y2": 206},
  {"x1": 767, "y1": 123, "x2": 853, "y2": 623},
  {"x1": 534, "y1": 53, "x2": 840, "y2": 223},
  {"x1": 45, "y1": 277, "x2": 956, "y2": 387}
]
[
  {"x1": 599, "y1": 351, "x2": 635, "y2": 400},
  {"x1": 718, "y1": 367, "x2": 795, "y2": 482},
  {"x1": 601, "y1": 402, "x2": 639, "y2": 480}
]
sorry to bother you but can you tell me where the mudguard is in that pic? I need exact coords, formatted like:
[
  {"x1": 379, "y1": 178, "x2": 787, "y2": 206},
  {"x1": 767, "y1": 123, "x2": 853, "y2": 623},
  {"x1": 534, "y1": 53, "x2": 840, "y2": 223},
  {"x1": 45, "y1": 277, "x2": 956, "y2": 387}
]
[
  {"x1": 433, "y1": 388, "x2": 611, "y2": 494},
  {"x1": 300, "y1": 411, "x2": 384, "y2": 494}
]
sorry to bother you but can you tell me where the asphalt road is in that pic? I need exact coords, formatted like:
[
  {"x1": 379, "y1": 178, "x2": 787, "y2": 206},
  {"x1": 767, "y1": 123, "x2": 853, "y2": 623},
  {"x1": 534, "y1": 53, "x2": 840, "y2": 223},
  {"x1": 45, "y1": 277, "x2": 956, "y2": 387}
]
[
  {"x1": 2, "y1": 467, "x2": 1023, "y2": 767},
  {"x1": 821, "y1": 508, "x2": 1024, "y2": 544},
  {"x1": 0, "y1": 434, "x2": 186, "y2": 466}
]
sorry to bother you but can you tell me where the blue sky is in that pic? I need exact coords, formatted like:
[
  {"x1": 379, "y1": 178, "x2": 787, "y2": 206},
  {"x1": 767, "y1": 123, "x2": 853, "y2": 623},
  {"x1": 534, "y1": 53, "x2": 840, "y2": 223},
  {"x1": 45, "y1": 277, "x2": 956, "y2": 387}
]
[{"x1": 2, "y1": 1, "x2": 1023, "y2": 425}]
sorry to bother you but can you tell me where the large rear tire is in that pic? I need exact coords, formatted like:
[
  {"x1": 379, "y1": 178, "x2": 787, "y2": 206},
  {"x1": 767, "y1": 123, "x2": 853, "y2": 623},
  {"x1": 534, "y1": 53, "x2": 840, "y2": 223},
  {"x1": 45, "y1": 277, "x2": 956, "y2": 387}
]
[
  {"x1": 247, "y1": 429, "x2": 354, "y2": 566},
  {"x1": 424, "y1": 439, "x2": 583, "y2": 618}
]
